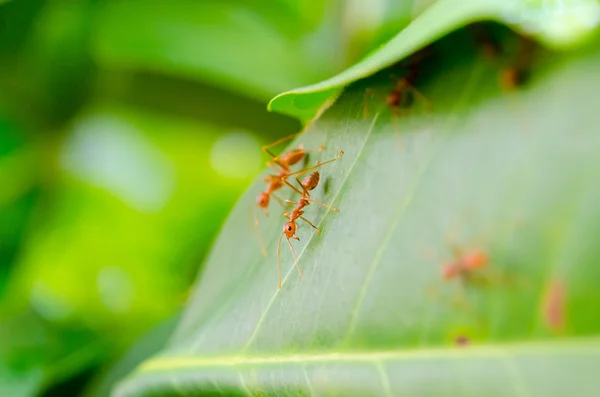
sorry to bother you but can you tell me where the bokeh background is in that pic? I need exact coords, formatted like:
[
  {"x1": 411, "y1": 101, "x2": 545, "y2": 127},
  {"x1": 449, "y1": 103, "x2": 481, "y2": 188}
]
[{"x1": 0, "y1": 0, "x2": 422, "y2": 395}]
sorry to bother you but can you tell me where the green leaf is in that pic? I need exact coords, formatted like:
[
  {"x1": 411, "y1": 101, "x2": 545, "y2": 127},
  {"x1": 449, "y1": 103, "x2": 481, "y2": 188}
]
[
  {"x1": 269, "y1": 0, "x2": 600, "y2": 120},
  {"x1": 114, "y1": 34, "x2": 600, "y2": 396},
  {"x1": 83, "y1": 315, "x2": 181, "y2": 397},
  {"x1": 92, "y1": 0, "x2": 331, "y2": 101}
]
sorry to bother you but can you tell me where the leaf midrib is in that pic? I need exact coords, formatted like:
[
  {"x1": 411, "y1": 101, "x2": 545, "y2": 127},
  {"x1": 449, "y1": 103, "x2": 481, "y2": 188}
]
[
  {"x1": 241, "y1": 111, "x2": 381, "y2": 351},
  {"x1": 135, "y1": 336, "x2": 600, "y2": 373},
  {"x1": 184, "y1": 109, "x2": 380, "y2": 353}
]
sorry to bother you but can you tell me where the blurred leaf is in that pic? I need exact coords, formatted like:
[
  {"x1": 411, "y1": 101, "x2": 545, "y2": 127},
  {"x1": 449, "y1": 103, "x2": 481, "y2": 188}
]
[
  {"x1": 92, "y1": 0, "x2": 328, "y2": 101},
  {"x1": 115, "y1": 31, "x2": 600, "y2": 396},
  {"x1": 0, "y1": 309, "x2": 108, "y2": 397},
  {"x1": 0, "y1": 0, "x2": 45, "y2": 56},
  {"x1": 0, "y1": 364, "x2": 43, "y2": 397},
  {"x1": 0, "y1": 115, "x2": 39, "y2": 297},
  {"x1": 6, "y1": 105, "x2": 258, "y2": 334},
  {"x1": 269, "y1": 0, "x2": 600, "y2": 120},
  {"x1": 21, "y1": 0, "x2": 95, "y2": 127},
  {"x1": 95, "y1": 71, "x2": 301, "y2": 139},
  {"x1": 0, "y1": 0, "x2": 96, "y2": 129},
  {"x1": 83, "y1": 314, "x2": 180, "y2": 397},
  {"x1": 1, "y1": 104, "x2": 264, "y2": 394}
]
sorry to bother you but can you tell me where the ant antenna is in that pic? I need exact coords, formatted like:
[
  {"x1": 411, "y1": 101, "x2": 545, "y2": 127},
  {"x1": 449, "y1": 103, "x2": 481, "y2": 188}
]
[
  {"x1": 277, "y1": 232, "x2": 303, "y2": 289},
  {"x1": 262, "y1": 132, "x2": 300, "y2": 159}
]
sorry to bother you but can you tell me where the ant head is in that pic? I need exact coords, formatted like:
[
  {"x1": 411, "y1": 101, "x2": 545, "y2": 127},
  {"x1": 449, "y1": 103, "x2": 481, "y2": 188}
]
[
  {"x1": 283, "y1": 221, "x2": 298, "y2": 240},
  {"x1": 257, "y1": 192, "x2": 270, "y2": 209}
]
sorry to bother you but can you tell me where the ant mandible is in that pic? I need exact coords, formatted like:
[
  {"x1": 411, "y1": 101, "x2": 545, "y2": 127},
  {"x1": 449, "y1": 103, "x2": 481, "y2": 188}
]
[{"x1": 276, "y1": 151, "x2": 344, "y2": 289}]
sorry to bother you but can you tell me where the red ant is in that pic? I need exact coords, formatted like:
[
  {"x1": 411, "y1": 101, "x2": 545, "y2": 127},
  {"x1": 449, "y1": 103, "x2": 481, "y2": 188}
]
[
  {"x1": 542, "y1": 280, "x2": 565, "y2": 333},
  {"x1": 275, "y1": 151, "x2": 344, "y2": 289},
  {"x1": 363, "y1": 67, "x2": 431, "y2": 150},
  {"x1": 442, "y1": 249, "x2": 488, "y2": 281},
  {"x1": 254, "y1": 133, "x2": 325, "y2": 255},
  {"x1": 363, "y1": 47, "x2": 433, "y2": 120},
  {"x1": 363, "y1": 73, "x2": 431, "y2": 119},
  {"x1": 257, "y1": 133, "x2": 325, "y2": 212},
  {"x1": 497, "y1": 39, "x2": 533, "y2": 91},
  {"x1": 470, "y1": 23, "x2": 534, "y2": 90}
]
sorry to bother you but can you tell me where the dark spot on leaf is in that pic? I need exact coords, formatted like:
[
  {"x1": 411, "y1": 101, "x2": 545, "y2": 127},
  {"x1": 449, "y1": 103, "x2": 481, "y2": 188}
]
[
  {"x1": 323, "y1": 177, "x2": 331, "y2": 195},
  {"x1": 303, "y1": 153, "x2": 311, "y2": 168}
]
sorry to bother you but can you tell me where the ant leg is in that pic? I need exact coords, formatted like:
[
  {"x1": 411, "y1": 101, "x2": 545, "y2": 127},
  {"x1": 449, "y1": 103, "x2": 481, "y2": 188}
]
[
  {"x1": 402, "y1": 79, "x2": 431, "y2": 110},
  {"x1": 307, "y1": 199, "x2": 339, "y2": 212},
  {"x1": 271, "y1": 193, "x2": 285, "y2": 208},
  {"x1": 295, "y1": 174, "x2": 312, "y2": 198},
  {"x1": 253, "y1": 206, "x2": 267, "y2": 256},
  {"x1": 283, "y1": 176, "x2": 339, "y2": 211},
  {"x1": 283, "y1": 179, "x2": 305, "y2": 197},
  {"x1": 390, "y1": 74, "x2": 431, "y2": 111},
  {"x1": 303, "y1": 145, "x2": 325, "y2": 154},
  {"x1": 262, "y1": 133, "x2": 300, "y2": 159},
  {"x1": 286, "y1": 151, "x2": 344, "y2": 177},
  {"x1": 286, "y1": 235, "x2": 303, "y2": 278},
  {"x1": 390, "y1": 107, "x2": 404, "y2": 151},
  {"x1": 277, "y1": 233, "x2": 284, "y2": 289},
  {"x1": 363, "y1": 88, "x2": 378, "y2": 118},
  {"x1": 299, "y1": 216, "x2": 321, "y2": 235},
  {"x1": 280, "y1": 151, "x2": 344, "y2": 198},
  {"x1": 284, "y1": 200, "x2": 299, "y2": 209},
  {"x1": 405, "y1": 82, "x2": 432, "y2": 111}
]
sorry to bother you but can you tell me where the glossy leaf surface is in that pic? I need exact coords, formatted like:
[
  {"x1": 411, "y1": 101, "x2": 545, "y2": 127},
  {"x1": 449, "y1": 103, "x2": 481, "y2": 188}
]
[{"x1": 115, "y1": 31, "x2": 600, "y2": 397}]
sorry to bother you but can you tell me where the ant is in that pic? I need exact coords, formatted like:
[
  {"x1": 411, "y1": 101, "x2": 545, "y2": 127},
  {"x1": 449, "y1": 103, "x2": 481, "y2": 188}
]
[
  {"x1": 363, "y1": 73, "x2": 431, "y2": 120},
  {"x1": 469, "y1": 23, "x2": 534, "y2": 90},
  {"x1": 442, "y1": 249, "x2": 488, "y2": 281},
  {"x1": 363, "y1": 62, "x2": 432, "y2": 150},
  {"x1": 542, "y1": 280, "x2": 565, "y2": 333},
  {"x1": 498, "y1": 39, "x2": 534, "y2": 91},
  {"x1": 254, "y1": 133, "x2": 325, "y2": 255},
  {"x1": 257, "y1": 133, "x2": 325, "y2": 212},
  {"x1": 363, "y1": 47, "x2": 433, "y2": 119},
  {"x1": 275, "y1": 151, "x2": 344, "y2": 289}
]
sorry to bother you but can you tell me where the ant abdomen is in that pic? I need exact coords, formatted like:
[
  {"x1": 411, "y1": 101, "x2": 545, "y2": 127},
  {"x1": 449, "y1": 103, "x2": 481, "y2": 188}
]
[
  {"x1": 302, "y1": 171, "x2": 320, "y2": 192},
  {"x1": 279, "y1": 149, "x2": 305, "y2": 168}
]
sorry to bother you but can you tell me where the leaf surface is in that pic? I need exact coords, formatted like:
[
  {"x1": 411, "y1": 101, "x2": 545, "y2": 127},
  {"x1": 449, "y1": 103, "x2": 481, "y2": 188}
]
[
  {"x1": 269, "y1": 0, "x2": 600, "y2": 120},
  {"x1": 115, "y1": 35, "x2": 600, "y2": 397}
]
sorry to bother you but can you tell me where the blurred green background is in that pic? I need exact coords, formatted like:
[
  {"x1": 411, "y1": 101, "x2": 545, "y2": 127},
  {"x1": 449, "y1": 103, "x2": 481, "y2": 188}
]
[{"x1": 0, "y1": 0, "x2": 415, "y2": 395}]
